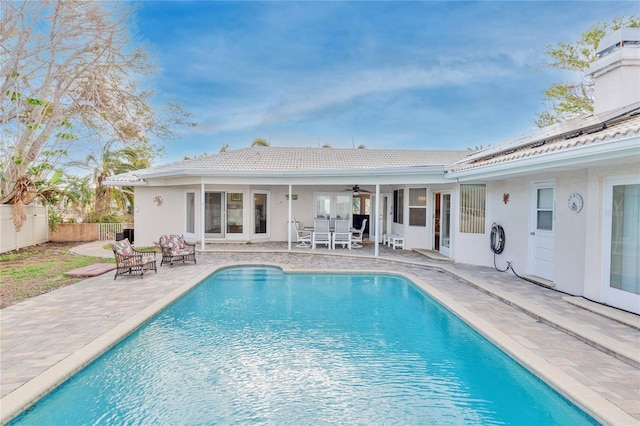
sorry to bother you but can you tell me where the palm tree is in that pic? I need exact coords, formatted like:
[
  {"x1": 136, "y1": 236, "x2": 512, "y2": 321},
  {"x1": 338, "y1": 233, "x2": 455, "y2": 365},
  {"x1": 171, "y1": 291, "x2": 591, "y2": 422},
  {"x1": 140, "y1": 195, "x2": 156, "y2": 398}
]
[
  {"x1": 58, "y1": 174, "x2": 94, "y2": 222},
  {"x1": 71, "y1": 143, "x2": 153, "y2": 220},
  {"x1": 34, "y1": 170, "x2": 94, "y2": 229},
  {"x1": 251, "y1": 138, "x2": 269, "y2": 147}
]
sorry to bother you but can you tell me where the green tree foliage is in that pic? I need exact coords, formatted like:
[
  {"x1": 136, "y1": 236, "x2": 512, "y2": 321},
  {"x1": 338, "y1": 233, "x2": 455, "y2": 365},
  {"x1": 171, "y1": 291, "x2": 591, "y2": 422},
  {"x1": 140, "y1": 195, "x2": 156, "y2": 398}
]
[
  {"x1": 251, "y1": 138, "x2": 270, "y2": 147},
  {"x1": 536, "y1": 16, "x2": 640, "y2": 127},
  {"x1": 70, "y1": 142, "x2": 157, "y2": 221}
]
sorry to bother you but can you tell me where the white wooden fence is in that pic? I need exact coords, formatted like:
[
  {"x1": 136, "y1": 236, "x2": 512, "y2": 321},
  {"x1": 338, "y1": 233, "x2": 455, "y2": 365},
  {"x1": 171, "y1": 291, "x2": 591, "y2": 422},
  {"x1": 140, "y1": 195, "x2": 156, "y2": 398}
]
[
  {"x1": 1, "y1": 206, "x2": 133, "y2": 252},
  {"x1": 0, "y1": 205, "x2": 49, "y2": 254},
  {"x1": 98, "y1": 223, "x2": 133, "y2": 241}
]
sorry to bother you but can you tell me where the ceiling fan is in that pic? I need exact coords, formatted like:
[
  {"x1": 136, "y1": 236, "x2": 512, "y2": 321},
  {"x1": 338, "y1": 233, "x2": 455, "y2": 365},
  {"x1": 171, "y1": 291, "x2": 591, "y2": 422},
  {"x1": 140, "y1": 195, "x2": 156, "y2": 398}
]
[{"x1": 346, "y1": 185, "x2": 370, "y2": 195}]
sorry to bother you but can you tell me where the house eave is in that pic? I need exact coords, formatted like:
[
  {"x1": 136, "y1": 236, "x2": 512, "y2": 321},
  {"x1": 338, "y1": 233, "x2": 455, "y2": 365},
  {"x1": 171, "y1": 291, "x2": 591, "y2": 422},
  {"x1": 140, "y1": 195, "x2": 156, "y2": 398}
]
[
  {"x1": 447, "y1": 135, "x2": 640, "y2": 182},
  {"x1": 121, "y1": 165, "x2": 449, "y2": 186},
  {"x1": 103, "y1": 178, "x2": 148, "y2": 187}
]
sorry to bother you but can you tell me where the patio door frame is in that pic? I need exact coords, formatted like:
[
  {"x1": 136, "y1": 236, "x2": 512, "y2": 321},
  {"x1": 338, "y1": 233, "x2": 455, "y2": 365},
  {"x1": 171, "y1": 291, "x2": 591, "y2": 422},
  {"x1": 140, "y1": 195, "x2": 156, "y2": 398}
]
[
  {"x1": 601, "y1": 175, "x2": 640, "y2": 314},
  {"x1": 252, "y1": 190, "x2": 270, "y2": 239},
  {"x1": 204, "y1": 191, "x2": 225, "y2": 239},
  {"x1": 436, "y1": 191, "x2": 452, "y2": 257},
  {"x1": 184, "y1": 190, "x2": 196, "y2": 240}
]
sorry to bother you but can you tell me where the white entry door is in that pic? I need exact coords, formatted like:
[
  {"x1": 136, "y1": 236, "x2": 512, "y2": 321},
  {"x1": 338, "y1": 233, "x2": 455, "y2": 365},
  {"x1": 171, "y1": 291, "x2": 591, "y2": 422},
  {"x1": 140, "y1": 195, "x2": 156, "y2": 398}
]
[{"x1": 530, "y1": 183, "x2": 555, "y2": 281}]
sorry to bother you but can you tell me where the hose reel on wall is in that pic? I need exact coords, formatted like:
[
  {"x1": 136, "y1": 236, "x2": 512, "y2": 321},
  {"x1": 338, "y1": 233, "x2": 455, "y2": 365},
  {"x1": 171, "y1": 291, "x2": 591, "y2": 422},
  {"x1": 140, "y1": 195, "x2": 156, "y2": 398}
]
[
  {"x1": 490, "y1": 223, "x2": 505, "y2": 254},
  {"x1": 490, "y1": 222, "x2": 539, "y2": 285},
  {"x1": 490, "y1": 222, "x2": 510, "y2": 273}
]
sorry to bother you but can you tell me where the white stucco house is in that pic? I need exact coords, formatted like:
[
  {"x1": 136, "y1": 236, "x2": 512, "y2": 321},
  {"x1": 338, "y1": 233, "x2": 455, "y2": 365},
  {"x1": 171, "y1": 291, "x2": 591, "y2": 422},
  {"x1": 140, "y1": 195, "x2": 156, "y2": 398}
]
[{"x1": 106, "y1": 29, "x2": 640, "y2": 314}]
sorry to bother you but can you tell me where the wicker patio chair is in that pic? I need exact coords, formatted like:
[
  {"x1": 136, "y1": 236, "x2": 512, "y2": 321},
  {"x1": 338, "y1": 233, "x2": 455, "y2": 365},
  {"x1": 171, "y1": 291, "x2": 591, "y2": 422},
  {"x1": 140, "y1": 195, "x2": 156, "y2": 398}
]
[
  {"x1": 159, "y1": 234, "x2": 197, "y2": 266},
  {"x1": 111, "y1": 238, "x2": 157, "y2": 280}
]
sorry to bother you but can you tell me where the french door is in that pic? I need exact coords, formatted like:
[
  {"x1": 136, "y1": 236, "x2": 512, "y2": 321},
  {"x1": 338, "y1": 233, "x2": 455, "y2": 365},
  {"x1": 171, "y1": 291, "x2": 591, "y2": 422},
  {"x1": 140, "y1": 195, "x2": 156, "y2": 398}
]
[
  {"x1": 440, "y1": 192, "x2": 451, "y2": 257},
  {"x1": 603, "y1": 177, "x2": 640, "y2": 314},
  {"x1": 433, "y1": 192, "x2": 451, "y2": 257},
  {"x1": 204, "y1": 192, "x2": 224, "y2": 238},
  {"x1": 185, "y1": 191, "x2": 196, "y2": 240}
]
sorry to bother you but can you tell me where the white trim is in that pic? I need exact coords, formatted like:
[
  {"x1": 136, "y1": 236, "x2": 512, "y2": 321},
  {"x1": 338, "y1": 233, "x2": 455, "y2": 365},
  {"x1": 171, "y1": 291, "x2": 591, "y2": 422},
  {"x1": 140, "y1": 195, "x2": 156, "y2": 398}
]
[{"x1": 128, "y1": 165, "x2": 448, "y2": 182}]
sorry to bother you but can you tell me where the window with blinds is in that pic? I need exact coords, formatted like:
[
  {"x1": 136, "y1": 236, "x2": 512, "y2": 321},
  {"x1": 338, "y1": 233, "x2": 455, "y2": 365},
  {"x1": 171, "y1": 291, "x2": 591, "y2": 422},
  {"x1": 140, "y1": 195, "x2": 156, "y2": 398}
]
[
  {"x1": 459, "y1": 184, "x2": 486, "y2": 234},
  {"x1": 409, "y1": 188, "x2": 427, "y2": 226}
]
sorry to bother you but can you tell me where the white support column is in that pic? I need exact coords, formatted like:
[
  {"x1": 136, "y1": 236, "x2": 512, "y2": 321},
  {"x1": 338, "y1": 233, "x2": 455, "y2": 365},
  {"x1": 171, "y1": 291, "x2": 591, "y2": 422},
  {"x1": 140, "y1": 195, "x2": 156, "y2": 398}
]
[
  {"x1": 200, "y1": 183, "x2": 205, "y2": 251},
  {"x1": 375, "y1": 184, "x2": 380, "y2": 257},
  {"x1": 288, "y1": 184, "x2": 292, "y2": 251}
]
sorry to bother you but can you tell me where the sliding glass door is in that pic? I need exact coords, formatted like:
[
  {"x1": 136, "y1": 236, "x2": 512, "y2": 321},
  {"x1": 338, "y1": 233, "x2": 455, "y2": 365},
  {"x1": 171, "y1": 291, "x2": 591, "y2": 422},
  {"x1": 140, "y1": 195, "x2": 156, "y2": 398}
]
[
  {"x1": 185, "y1": 191, "x2": 195, "y2": 240},
  {"x1": 226, "y1": 192, "x2": 244, "y2": 234},
  {"x1": 603, "y1": 177, "x2": 640, "y2": 314},
  {"x1": 205, "y1": 192, "x2": 224, "y2": 238},
  {"x1": 253, "y1": 192, "x2": 268, "y2": 236}
]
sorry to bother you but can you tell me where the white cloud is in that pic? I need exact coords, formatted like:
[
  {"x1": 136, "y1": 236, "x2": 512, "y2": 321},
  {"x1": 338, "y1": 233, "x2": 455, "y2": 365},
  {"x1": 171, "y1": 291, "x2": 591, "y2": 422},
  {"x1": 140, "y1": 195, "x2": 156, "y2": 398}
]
[{"x1": 185, "y1": 60, "x2": 510, "y2": 135}]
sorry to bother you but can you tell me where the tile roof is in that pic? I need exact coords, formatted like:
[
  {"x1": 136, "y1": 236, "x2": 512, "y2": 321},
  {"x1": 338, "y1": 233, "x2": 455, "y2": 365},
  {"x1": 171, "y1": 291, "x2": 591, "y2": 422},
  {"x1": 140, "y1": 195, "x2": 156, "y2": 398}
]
[
  {"x1": 106, "y1": 147, "x2": 472, "y2": 183},
  {"x1": 105, "y1": 105, "x2": 640, "y2": 185},
  {"x1": 452, "y1": 106, "x2": 640, "y2": 172}
]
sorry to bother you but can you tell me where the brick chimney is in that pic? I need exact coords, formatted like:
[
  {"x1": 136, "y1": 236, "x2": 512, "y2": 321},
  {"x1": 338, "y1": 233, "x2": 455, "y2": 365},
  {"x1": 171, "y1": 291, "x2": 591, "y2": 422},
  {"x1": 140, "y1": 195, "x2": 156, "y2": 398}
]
[{"x1": 588, "y1": 27, "x2": 640, "y2": 115}]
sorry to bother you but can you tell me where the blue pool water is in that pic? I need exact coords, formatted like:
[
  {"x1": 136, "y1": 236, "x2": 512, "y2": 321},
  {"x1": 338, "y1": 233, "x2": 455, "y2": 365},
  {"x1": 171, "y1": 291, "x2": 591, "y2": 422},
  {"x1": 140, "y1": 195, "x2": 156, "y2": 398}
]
[{"x1": 13, "y1": 267, "x2": 596, "y2": 425}]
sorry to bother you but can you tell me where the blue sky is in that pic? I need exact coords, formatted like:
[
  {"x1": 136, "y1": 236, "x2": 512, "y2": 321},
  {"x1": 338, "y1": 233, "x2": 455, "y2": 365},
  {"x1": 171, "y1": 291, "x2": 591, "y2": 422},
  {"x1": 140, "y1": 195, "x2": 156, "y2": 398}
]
[{"x1": 133, "y1": 1, "x2": 639, "y2": 163}]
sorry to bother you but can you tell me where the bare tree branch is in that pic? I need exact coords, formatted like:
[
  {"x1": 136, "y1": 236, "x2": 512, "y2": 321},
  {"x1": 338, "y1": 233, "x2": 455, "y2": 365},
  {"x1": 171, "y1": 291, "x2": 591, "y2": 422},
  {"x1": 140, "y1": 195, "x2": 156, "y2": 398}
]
[{"x1": 0, "y1": 0, "x2": 192, "y2": 207}]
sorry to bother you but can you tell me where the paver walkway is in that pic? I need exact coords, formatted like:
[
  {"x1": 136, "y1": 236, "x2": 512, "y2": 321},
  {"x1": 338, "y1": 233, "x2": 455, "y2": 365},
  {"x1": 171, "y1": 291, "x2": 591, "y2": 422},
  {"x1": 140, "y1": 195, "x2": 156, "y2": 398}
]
[{"x1": 1, "y1": 242, "x2": 639, "y2": 425}]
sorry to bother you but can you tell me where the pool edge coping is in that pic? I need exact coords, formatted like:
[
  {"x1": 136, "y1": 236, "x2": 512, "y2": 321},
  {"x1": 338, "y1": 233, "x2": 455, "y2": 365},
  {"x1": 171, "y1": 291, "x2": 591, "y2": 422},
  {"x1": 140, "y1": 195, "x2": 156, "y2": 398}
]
[
  {"x1": 0, "y1": 265, "x2": 220, "y2": 425},
  {"x1": 1, "y1": 261, "x2": 633, "y2": 426},
  {"x1": 400, "y1": 270, "x2": 634, "y2": 426}
]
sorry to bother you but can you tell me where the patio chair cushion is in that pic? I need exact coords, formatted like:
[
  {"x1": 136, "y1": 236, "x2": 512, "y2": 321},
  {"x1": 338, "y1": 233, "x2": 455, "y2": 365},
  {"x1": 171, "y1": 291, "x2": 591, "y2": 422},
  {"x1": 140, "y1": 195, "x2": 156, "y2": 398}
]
[
  {"x1": 159, "y1": 234, "x2": 197, "y2": 266},
  {"x1": 171, "y1": 248, "x2": 193, "y2": 256},
  {"x1": 111, "y1": 239, "x2": 157, "y2": 279},
  {"x1": 114, "y1": 239, "x2": 134, "y2": 256},
  {"x1": 160, "y1": 234, "x2": 182, "y2": 250}
]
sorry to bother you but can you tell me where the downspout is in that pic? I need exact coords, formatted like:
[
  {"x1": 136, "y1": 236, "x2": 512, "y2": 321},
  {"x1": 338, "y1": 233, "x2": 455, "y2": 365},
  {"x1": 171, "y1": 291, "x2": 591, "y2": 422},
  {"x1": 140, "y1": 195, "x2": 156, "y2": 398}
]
[
  {"x1": 287, "y1": 184, "x2": 292, "y2": 251},
  {"x1": 200, "y1": 183, "x2": 205, "y2": 251},
  {"x1": 375, "y1": 184, "x2": 380, "y2": 257}
]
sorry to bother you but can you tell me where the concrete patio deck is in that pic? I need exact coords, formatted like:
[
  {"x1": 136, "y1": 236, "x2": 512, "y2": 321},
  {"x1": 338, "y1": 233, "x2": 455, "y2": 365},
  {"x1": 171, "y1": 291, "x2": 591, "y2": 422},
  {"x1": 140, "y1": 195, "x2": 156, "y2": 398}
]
[{"x1": 1, "y1": 241, "x2": 639, "y2": 424}]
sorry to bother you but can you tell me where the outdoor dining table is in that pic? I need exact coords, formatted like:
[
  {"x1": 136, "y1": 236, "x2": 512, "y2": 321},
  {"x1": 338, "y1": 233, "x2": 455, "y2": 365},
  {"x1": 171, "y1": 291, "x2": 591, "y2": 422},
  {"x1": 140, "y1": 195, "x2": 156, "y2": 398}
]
[{"x1": 304, "y1": 226, "x2": 358, "y2": 232}]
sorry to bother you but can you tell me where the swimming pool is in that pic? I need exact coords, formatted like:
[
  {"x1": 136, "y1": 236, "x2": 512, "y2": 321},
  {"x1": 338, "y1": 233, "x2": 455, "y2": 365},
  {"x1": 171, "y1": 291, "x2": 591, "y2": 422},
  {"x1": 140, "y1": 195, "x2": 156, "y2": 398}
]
[{"x1": 12, "y1": 267, "x2": 596, "y2": 424}]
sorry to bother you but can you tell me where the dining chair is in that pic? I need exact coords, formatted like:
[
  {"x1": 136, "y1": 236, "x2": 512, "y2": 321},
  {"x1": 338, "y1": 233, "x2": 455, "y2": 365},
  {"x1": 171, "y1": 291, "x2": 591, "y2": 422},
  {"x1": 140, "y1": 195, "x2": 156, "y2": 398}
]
[
  {"x1": 332, "y1": 219, "x2": 352, "y2": 250},
  {"x1": 312, "y1": 219, "x2": 331, "y2": 249}
]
